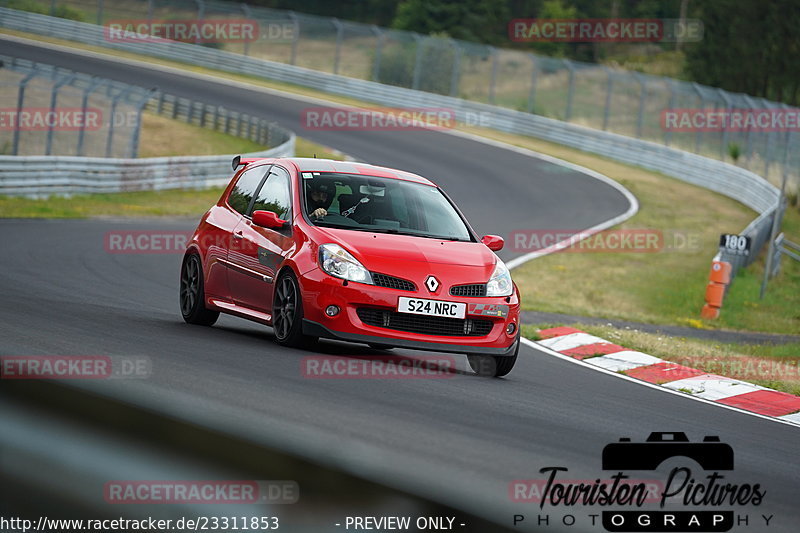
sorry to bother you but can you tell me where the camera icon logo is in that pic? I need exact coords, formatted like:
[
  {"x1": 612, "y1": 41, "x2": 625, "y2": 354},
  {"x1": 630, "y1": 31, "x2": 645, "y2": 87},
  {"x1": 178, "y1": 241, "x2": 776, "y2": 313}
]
[{"x1": 602, "y1": 432, "x2": 734, "y2": 471}]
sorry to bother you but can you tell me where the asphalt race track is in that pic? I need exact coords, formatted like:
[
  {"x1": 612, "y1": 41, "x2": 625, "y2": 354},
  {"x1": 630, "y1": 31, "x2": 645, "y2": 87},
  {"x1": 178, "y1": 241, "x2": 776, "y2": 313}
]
[{"x1": 1, "y1": 37, "x2": 799, "y2": 532}]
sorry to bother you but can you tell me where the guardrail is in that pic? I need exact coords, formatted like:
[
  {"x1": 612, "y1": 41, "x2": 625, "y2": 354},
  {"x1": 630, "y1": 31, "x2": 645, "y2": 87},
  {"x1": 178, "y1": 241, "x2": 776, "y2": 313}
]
[
  {"x1": 0, "y1": 8, "x2": 783, "y2": 286},
  {"x1": 0, "y1": 137, "x2": 294, "y2": 196}
]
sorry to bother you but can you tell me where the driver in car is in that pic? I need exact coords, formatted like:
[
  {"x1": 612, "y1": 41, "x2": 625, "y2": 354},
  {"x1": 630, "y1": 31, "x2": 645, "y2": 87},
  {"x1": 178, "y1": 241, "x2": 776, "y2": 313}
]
[{"x1": 307, "y1": 180, "x2": 333, "y2": 219}]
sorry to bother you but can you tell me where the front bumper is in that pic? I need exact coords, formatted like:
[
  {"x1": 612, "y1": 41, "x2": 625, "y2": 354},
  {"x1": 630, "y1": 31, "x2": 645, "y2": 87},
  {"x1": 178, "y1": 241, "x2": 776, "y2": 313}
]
[
  {"x1": 299, "y1": 267, "x2": 520, "y2": 355},
  {"x1": 303, "y1": 319, "x2": 519, "y2": 355}
]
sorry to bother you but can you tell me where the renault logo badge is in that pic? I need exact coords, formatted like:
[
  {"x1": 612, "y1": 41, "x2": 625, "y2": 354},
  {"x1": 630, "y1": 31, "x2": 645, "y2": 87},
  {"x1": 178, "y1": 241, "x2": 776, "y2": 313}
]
[{"x1": 425, "y1": 275, "x2": 440, "y2": 292}]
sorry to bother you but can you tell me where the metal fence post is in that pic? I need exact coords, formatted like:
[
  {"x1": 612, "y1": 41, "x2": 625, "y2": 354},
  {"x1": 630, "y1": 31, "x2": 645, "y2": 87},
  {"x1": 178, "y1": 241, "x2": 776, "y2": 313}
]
[
  {"x1": 129, "y1": 88, "x2": 156, "y2": 158},
  {"x1": 241, "y1": 3, "x2": 252, "y2": 57},
  {"x1": 12, "y1": 69, "x2": 40, "y2": 156},
  {"x1": 77, "y1": 77, "x2": 107, "y2": 157},
  {"x1": 664, "y1": 80, "x2": 677, "y2": 146},
  {"x1": 718, "y1": 89, "x2": 732, "y2": 160},
  {"x1": 602, "y1": 66, "x2": 613, "y2": 131},
  {"x1": 634, "y1": 72, "x2": 646, "y2": 138},
  {"x1": 194, "y1": 0, "x2": 206, "y2": 45},
  {"x1": 371, "y1": 25, "x2": 384, "y2": 82},
  {"x1": 147, "y1": 0, "x2": 154, "y2": 23},
  {"x1": 760, "y1": 174, "x2": 788, "y2": 298},
  {"x1": 488, "y1": 47, "x2": 498, "y2": 105},
  {"x1": 105, "y1": 84, "x2": 136, "y2": 158},
  {"x1": 288, "y1": 11, "x2": 299, "y2": 65},
  {"x1": 411, "y1": 33, "x2": 424, "y2": 91},
  {"x1": 564, "y1": 59, "x2": 575, "y2": 121},
  {"x1": 742, "y1": 95, "x2": 758, "y2": 169},
  {"x1": 46, "y1": 72, "x2": 77, "y2": 156},
  {"x1": 526, "y1": 54, "x2": 538, "y2": 114},
  {"x1": 449, "y1": 39, "x2": 461, "y2": 98},
  {"x1": 762, "y1": 99, "x2": 778, "y2": 178},
  {"x1": 200, "y1": 102, "x2": 208, "y2": 128},
  {"x1": 331, "y1": 18, "x2": 343, "y2": 75},
  {"x1": 691, "y1": 83, "x2": 705, "y2": 153},
  {"x1": 96, "y1": 0, "x2": 103, "y2": 26}
]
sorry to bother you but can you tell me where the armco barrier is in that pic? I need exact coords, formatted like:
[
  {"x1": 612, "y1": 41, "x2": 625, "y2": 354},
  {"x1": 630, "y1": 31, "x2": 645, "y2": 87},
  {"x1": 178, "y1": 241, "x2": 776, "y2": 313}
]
[
  {"x1": 0, "y1": 136, "x2": 294, "y2": 196},
  {"x1": 0, "y1": 8, "x2": 781, "y2": 262}
]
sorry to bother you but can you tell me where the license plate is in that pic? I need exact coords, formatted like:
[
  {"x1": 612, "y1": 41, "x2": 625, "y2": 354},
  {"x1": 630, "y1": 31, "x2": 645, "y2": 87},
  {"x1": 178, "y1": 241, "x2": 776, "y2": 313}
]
[{"x1": 397, "y1": 297, "x2": 466, "y2": 319}]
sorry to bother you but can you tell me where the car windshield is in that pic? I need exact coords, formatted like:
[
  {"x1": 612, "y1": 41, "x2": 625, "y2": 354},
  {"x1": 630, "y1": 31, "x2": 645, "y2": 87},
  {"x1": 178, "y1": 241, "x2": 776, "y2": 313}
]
[{"x1": 302, "y1": 172, "x2": 472, "y2": 242}]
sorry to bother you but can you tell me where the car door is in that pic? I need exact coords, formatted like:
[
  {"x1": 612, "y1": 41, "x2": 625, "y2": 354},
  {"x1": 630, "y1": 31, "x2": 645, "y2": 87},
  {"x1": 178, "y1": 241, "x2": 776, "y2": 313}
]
[{"x1": 228, "y1": 165, "x2": 294, "y2": 313}]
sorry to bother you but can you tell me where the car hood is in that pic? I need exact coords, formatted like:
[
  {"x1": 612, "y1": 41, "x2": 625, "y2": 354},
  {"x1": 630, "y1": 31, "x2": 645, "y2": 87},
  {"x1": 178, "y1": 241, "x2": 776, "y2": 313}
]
[{"x1": 313, "y1": 227, "x2": 497, "y2": 268}]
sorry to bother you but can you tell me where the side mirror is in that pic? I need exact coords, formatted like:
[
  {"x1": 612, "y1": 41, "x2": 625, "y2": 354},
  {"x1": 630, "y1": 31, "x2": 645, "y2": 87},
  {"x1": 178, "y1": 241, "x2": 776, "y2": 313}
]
[
  {"x1": 252, "y1": 210, "x2": 287, "y2": 229},
  {"x1": 481, "y1": 234, "x2": 504, "y2": 251},
  {"x1": 231, "y1": 155, "x2": 241, "y2": 171}
]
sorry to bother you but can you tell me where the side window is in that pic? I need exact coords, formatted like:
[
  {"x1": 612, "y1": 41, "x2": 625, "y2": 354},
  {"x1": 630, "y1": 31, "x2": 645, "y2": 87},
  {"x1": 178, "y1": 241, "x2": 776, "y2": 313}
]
[
  {"x1": 252, "y1": 166, "x2": 291, "y2": 220},
  {"x1": 228, "y1": 166, "x2": 269, "y2": 215}
]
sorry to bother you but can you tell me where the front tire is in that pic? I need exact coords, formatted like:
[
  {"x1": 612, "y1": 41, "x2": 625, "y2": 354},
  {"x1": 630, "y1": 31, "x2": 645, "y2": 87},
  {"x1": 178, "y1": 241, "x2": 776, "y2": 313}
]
[
  {"x1": 180, "y1": 253, "x2": 219, "y2": 326},
  {"x1": 467, "y1": 336, "x2": 519, "y2": 377},
  {"x1": 273, "y1": 270, "x2": 316, "y2": 348}
]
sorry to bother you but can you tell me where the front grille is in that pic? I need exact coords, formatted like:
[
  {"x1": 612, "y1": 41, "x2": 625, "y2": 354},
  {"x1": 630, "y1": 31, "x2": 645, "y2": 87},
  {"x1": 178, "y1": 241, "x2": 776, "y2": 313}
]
[
  {"x1": 357, "y1": 308, "x2": 493, "y2": 337},
  {"x1": 450, "y1": 283, "x2": 487, "y2": 297},
  {"x1": 372, "y1": 272, "x2": 416, "y2": 291}
]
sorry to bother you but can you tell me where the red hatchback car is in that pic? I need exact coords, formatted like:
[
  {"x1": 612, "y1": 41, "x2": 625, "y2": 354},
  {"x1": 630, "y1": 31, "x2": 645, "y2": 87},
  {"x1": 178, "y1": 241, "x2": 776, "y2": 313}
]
[{"x1": 180, "y1": 157, "x2": 521, "y2": 376}]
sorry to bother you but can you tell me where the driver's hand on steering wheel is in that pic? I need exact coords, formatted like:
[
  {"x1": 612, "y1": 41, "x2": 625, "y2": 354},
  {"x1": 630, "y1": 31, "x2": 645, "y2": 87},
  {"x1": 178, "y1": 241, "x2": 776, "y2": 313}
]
[{"x1": 311, "y1": 207, "x2": 327, "y2": 219}]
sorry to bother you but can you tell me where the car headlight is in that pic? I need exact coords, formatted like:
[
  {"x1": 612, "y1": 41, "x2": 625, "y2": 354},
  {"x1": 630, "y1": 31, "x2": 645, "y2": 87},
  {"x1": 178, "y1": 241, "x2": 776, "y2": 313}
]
[
  {"x1": 486, "y1": 259, "x2": 513, "y2": 297},
  {"x1": 319, "y1": 243, "x2": 373, "y2": 284}
]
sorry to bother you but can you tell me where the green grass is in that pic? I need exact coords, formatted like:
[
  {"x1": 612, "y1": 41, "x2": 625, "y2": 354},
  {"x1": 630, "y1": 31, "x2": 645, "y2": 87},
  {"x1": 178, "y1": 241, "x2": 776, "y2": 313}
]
[
  {"x1": 0, "y1": 188, "x2": 226, "y2": 217},
  {"x1": 138, "y1": 112, "x2": 265, "y2": 157},
  {"x1": 523, "y1": 323, "x2": 800, "y2": 396},
  {"x1": 720, "y1": 203, "x2": 800, "y2": 332}
]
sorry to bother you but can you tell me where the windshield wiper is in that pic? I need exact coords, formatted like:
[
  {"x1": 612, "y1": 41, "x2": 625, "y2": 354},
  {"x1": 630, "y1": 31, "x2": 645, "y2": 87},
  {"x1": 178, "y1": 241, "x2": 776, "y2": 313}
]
[
  {"x1": 317, "y1": 224, "x2": 469, "y2": 242},
  {"x1": 378, "y1": 229, "x2": 470, "y2": 241}
]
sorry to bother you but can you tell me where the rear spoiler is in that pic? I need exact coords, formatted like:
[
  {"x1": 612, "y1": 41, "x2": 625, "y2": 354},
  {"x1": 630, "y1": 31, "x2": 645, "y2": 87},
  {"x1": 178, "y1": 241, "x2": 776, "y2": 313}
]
[{"x1": 231, "y1": 155, "x2": 263, "y2": 171}]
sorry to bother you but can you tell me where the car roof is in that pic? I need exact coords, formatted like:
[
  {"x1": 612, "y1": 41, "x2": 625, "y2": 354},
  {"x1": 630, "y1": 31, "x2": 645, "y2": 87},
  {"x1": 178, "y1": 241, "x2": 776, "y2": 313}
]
[{"x1": 253, "y1": 157, "x2": 435, "y2": 186}]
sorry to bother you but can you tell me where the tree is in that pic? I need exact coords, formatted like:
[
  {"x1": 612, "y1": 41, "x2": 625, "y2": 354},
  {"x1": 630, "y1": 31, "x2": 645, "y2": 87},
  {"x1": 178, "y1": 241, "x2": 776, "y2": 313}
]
[
  {"x1": 391, "y1": 0, "x2": 510, "y2": 44},
  {"x1": 684, "y1": 0, "x2": 800, "y2": 105}
]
